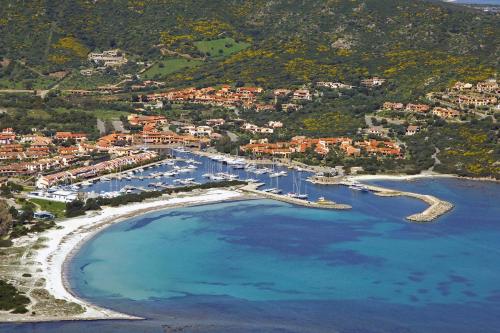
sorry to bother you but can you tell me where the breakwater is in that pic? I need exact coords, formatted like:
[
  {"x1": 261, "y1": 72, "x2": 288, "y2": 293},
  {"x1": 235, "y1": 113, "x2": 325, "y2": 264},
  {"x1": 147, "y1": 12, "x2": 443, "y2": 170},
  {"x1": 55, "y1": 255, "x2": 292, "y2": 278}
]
[
  {"x1": 241, "y1": 183, "x2": 352, "y2": 210},
  {"x1": 364, "y1": 183, "x2": 454, "y2": 222},
  {"x1": 304, "y1": 175, "x2": 453, "y2": 222}
]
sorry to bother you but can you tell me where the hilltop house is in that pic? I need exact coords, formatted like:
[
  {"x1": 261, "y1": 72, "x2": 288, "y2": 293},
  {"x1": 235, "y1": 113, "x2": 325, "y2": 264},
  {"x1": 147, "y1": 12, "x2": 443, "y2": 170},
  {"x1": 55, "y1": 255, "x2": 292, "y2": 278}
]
[
  {"x1": 88, "y1": 49, "x2": 127, "y2": 67},
  {"x1": 361, "y1": 77, "x2": 386, "y2": 87},
  {"x1": 293, "y1": 89, "x2": 312, "y2": 101},
  {"x1": 406, "y1": 125, "x2": 420, "y2": 136}
]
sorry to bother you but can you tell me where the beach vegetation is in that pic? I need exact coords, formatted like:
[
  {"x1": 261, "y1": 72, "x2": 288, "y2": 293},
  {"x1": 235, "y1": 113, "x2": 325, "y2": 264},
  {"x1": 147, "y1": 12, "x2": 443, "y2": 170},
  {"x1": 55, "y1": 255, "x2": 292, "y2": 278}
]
[
  {"x1": 64, "y1": 180, "x2": 247, "y2": 218},
  {"x1": 29, "y1": 198, "x2": 66, "y2": 218},
  {"x1": 0, "y1": 280, "x2": 30, "y2": 313}
]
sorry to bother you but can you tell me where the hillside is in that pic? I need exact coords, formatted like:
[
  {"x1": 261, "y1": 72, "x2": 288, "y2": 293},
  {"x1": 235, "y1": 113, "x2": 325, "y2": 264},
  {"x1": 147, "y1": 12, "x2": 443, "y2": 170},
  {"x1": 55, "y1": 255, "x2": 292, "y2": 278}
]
[{"x1": 0, "y1": 0, "x2": 498, "y2": 96}]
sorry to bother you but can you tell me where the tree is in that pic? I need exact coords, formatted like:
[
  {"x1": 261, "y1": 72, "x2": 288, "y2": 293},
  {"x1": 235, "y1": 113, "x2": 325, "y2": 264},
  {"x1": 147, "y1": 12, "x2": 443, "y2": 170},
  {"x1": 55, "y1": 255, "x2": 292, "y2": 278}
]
[{"x1": 0, "y1": 201, "x2": 13, "y2": 237}]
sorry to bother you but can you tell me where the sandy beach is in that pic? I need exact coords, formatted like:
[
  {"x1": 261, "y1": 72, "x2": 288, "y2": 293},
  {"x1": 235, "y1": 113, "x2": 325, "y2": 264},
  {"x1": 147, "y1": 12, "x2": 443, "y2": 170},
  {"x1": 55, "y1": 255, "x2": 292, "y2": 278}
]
[{"x1": 1, "y1": 188, "x2": 247, "y2": 322}]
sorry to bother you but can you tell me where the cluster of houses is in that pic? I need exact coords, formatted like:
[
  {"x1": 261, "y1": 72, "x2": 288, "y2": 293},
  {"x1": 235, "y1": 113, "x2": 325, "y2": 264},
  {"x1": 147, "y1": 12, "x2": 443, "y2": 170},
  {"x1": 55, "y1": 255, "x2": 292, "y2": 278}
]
[
  {"x1": 0, "y1": 129, "x2": 94, "y2": 176},
  {"x1": 146, "y1": 85, "x2": 266, "y2": 109},
  {"x1": 241, "y1": 121, "x2": 283, "y2": 135},
  {"x1": 451, "y1": 79, "x2": 499, "y2": 109},
  {"x1": 35, "y1": 151, "x2": 158, "y2": 189},
  {"x1": 240, "y1": 136, "x2": 402, "y2": 159},
  {"x1": 144, "y1": 84, "x2": 322, "y2": 113},
  {"x1": 426, "y1": 79, "x2": 499, "y2": 113},
  {"x1": 382, "y1": 101, "x2": 461, "y2": 119}
]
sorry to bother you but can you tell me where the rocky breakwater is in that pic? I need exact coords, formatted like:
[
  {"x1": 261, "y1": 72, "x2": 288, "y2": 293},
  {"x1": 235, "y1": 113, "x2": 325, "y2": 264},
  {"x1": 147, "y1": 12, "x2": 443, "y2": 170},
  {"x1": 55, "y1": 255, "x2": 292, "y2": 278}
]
[{"x1": 363, "y1": 184, "x2": 454, "y2": 222}]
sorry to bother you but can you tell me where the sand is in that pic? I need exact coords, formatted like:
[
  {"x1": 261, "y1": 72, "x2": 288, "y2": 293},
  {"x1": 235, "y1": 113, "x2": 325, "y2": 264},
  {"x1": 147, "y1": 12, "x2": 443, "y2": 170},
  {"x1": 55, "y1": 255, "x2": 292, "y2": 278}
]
[{"x1": 2, "y1": 188, "x2": 244, "y2": 322}]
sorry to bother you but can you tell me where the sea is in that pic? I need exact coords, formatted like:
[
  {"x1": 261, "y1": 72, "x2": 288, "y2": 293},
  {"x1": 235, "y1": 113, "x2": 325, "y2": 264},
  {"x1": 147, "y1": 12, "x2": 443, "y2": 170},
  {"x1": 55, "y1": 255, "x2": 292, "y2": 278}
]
[{"x1": 1, "y1": 152, "x2": 499, "y2": 333}]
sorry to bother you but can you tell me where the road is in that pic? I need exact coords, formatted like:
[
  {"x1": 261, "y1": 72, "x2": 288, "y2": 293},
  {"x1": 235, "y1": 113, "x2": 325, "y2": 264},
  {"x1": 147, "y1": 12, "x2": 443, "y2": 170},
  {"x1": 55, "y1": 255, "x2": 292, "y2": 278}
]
[{"x1": 226, "y1": 130, "x2": 239, "y2": 142}]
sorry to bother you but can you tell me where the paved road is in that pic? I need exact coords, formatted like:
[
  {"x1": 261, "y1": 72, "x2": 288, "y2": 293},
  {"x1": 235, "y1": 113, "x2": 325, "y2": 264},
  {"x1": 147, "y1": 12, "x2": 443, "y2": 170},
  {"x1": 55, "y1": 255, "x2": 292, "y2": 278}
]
[
  {"x1": 226, "y1": 130, "x2": 239, "y2": 142},
  {"x1": 112, "y1": 120, "x2": 127, "y2": 132},
  {"x1": 96, "y1": 119, "x2": 106, "y2": 135}
]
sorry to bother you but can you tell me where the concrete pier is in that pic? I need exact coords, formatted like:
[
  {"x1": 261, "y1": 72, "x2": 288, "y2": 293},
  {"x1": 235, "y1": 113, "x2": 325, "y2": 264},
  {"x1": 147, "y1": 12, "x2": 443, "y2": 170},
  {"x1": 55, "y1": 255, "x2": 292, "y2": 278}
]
[{"x1": 241, "y1": 183, "x2": 352, "y2": 210}]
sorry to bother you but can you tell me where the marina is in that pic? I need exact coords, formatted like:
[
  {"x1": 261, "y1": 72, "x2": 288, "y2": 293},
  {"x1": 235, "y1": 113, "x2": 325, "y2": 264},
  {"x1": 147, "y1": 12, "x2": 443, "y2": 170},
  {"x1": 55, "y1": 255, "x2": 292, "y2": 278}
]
[{"x1": 29, "y1": 148, "x2": 454, "y2": 222}]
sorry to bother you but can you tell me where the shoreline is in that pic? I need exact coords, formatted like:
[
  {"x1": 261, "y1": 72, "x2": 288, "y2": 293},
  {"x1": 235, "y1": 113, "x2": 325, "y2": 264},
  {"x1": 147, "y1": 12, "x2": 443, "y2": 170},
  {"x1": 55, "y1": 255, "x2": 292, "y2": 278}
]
[
  {"x1": 190, "y1": 149, "x2": 499, "y2": 183},
  {"x1": 349, "y1": 172, "x2": 499, "y2": 183},
  {"x1": 1, "y1": 188, "x2": 251, "y2": 323}
]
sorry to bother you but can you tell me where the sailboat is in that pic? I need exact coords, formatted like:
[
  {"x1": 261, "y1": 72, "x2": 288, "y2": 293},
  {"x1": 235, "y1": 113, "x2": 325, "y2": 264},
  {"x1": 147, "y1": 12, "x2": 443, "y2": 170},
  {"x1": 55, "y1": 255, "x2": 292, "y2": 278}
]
[{"x1": 287, "y1": 172, "x2": 308, "y2": 200}]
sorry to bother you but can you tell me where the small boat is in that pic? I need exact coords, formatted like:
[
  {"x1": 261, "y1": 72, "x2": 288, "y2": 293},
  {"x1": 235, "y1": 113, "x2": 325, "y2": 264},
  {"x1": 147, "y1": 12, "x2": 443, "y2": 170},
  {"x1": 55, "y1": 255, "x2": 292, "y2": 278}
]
[
  {"x1": 287, "y1": 192, "x2": 308, "y2": 200},
  {"x1": 317, "y1": 197, "x2": 336, "y2": 205},
  {"x1": 231, "y1": 164, "x2": 245, "y2": 169},
  {"x1": 349, "y1": 184, "x2": 369, "y2": 192},
  {"x1": 244, "y1": 178, "x2": 258, "y2": 183}
]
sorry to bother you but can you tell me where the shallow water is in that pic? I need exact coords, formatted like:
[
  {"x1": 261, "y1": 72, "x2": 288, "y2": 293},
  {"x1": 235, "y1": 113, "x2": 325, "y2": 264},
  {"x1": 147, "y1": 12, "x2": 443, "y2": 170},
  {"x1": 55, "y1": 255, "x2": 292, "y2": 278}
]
[{"x1": 2, "y1": 178, "x2": 498, "y2": 333}]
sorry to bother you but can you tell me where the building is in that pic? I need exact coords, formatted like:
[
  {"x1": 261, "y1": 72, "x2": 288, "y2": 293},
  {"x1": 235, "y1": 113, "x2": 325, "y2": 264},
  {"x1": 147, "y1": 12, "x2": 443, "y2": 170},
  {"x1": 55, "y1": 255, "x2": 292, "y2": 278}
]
[
  {"x1": 206, "y1": 119, "x2": 225, "y2": 127},
  {"x1": 268, "y1": 121, "x2": 283, "y2": 128},
  {"x1": 293, "y1": 89, "x2": 312, "y2": 101},
  {"x1": 281, "y1": 103, "x2": 302, "y2": 112},
  {"x1": 361, "y1": 77, "x2": 386, "y2": 87},
  {"x1": 0, "y1": 130, "x2": 16, "y2": 144},
  {"x1": 476, "y1": 79, "x2": 498, "y2": 93},
  {"x1": 406, "y1": 125, "x2": 420, "y2": 136},
  {"x1": 273, "y1": 89, "x2": 292, "y2": 97},
  {"x1": 458, "y1": 94, "x2": 497, "y2": 107},
  {"x1": 366, "y1": 126, "x2": 389, "y2": 137},
  {"x1": 405, "y1": 103, "x2": 430, "y2": 113},
  {"x1": 88, "y1": 49, "x2": 127, "y2": 67},
  {"x1": 80, "y1": 68, "x2": 94, "y2": 76},
  {"x1": 383, "y1": 102, "x2": 404, "y2": 111},
  {"x1": 316, "y1": 82, "x2": 353, "y2": 89},
  {"x1": 54, "y1": 132, "x2": 88, "y2": 142},
  {"x1": 452, "y1": 81, "x2": 473, "y2": 91},
  {"x1": 127, "y1": 114, "x2": 168, "y2": 127},
  {"x1": 432, "y1": 107, "x2": 460, "y2": 119}
]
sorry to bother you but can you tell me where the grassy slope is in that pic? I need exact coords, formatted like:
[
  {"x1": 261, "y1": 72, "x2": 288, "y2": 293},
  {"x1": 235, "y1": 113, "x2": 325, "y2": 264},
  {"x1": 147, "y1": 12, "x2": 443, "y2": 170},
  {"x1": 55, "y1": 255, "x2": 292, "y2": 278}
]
[
  {"x1": 142, "y1": 58, "x2": 203, "y2": 79},
  {"x1": 194, "y1": 38, "x2": 250, "y2": 58}
]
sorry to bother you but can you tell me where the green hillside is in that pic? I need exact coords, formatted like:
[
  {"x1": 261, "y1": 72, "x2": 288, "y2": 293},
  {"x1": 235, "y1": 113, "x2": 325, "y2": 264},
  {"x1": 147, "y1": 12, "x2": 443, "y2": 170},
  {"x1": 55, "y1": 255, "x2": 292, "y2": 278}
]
[{"x1": 0, "y1": 0, "x2": 498, "y2": 95}]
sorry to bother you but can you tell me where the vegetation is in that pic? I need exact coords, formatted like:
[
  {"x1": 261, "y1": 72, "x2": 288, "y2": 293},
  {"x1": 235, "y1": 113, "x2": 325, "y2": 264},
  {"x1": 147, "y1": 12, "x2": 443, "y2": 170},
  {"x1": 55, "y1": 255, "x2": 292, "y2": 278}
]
[
  {"x1": 0, "y1": 280, "x2": 30, "y2": 314},
  {"x1": 142, "y1": 58, "x2": 203, "y2": 80},
  {"x1": 0, "y1": 0, "x2": 497, "y2": 94},
  {"x1": 65, "y1": 180, "x2": 246, "y2": 217},
  {"x1": 0, "y1": 200, "x2": 13, "y2": 237},
  {"x1": 194, "y1": 38, "x2": 250, "y2": 58},
  {"x1": 29, "y1": 198, "x2": 66, "y2": 218}
]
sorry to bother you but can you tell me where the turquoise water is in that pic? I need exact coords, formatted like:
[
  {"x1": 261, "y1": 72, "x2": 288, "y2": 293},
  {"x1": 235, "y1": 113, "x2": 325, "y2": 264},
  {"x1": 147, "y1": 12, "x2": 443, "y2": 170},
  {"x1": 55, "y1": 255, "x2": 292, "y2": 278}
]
[
  {"x1": 70, "y1": 199, "x2": 499, "y2": 306},
  {"x1": 2, "y1": 178, "x2": 500, "y2": 332}
]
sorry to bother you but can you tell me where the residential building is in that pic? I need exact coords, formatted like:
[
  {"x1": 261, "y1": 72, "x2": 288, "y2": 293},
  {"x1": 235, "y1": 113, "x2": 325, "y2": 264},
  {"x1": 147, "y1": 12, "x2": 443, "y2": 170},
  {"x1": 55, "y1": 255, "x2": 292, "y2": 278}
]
[{"x1": 432, "y1": 107, "x2": 460, "y2": 119}]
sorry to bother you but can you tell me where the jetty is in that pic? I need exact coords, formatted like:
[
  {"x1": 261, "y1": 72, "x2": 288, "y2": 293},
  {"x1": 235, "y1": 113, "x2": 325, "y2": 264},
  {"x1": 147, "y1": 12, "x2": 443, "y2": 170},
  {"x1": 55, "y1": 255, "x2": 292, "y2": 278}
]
[
  {"x1": 362, "y1": 183, "x2": 454, "y2": 222},
  {"x1": 241, "y1": 183, "x2": 351, "y2": 210}
]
